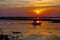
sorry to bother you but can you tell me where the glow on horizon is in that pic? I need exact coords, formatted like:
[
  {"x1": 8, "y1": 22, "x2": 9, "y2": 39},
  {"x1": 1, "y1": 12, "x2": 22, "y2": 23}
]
[
  {"x1": 35, "y1": 10, "x2": 40, "y2": 14},
  {"x1": 34, "y1": 9, "x2": 47, "y2": 15}
]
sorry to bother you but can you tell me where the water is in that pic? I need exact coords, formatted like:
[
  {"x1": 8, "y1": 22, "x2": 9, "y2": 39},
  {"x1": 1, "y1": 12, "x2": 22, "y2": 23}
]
[{"x1": 0, "y1": 20, "x2": 60, "y2": 40}]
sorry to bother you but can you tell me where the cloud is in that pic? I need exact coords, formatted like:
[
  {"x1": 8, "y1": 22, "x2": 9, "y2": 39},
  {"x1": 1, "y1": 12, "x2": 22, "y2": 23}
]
[{"x1": 0, "y1": 0, "x2": 60, "y2": 7}]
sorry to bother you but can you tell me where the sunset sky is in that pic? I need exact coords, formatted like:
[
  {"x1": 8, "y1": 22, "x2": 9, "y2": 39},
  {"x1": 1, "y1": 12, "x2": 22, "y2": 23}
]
[
  {"x1": 0, "y1": 0, "x2": 60, "y2": 7},
  {"x1": 0, "y1": 0, "x2": 60, "y2": 17}
]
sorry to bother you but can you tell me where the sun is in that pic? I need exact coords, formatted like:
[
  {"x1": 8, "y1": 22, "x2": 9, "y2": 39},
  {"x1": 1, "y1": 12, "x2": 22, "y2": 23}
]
[
  {"x1": 34, "y1": 10, "x2": 41, "y2": 14},
  {"x1": 34, "y1": 9, "x2": 47, "y2": 15},
  {"x1": 36, "y1": 10, "x2": 40, "y2": 14}
]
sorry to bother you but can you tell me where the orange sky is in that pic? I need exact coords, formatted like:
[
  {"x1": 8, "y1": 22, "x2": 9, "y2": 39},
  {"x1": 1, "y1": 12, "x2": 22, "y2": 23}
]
[
  {"x1": 0, "y1": 7, "x2": 60, "y2": 17},
  {"x1": 0, "y1": 0, "x2": 60, "y2": 7},
  {"x1": 24, "y1": 8, "x2": 60, "y2": 17},
  {"x1": 0, "y1": 0, "x2": 60, "y2": 17}
]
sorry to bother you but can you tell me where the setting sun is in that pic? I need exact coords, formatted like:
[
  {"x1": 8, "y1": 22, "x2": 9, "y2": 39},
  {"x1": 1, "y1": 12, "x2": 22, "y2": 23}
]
[
  {"x1": 34, "y1": 10, "x2": 40, "y2": 14},
  {"x1": 33, "y1": 9, "x2": 48, "y2": 15},
  {"x1": 36, "y1": 10, "x2": 40, "y2": 14}
]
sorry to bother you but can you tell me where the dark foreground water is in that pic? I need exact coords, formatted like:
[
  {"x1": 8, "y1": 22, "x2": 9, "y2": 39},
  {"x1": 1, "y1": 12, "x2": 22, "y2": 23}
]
[{"x1": 0, "y1": 20, "x2": 60, "y2": 40}]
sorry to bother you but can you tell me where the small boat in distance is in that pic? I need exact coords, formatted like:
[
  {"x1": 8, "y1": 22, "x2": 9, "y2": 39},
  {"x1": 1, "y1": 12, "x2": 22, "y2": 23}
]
[{"x1": 33, "y1": 20, "x2": 42, "y2": 25}]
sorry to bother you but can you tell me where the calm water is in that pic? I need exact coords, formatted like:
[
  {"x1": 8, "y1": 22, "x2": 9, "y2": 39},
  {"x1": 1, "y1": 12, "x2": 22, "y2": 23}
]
[{"x1": 0, "y1": 20, "x2": 60, "y2": 40}]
